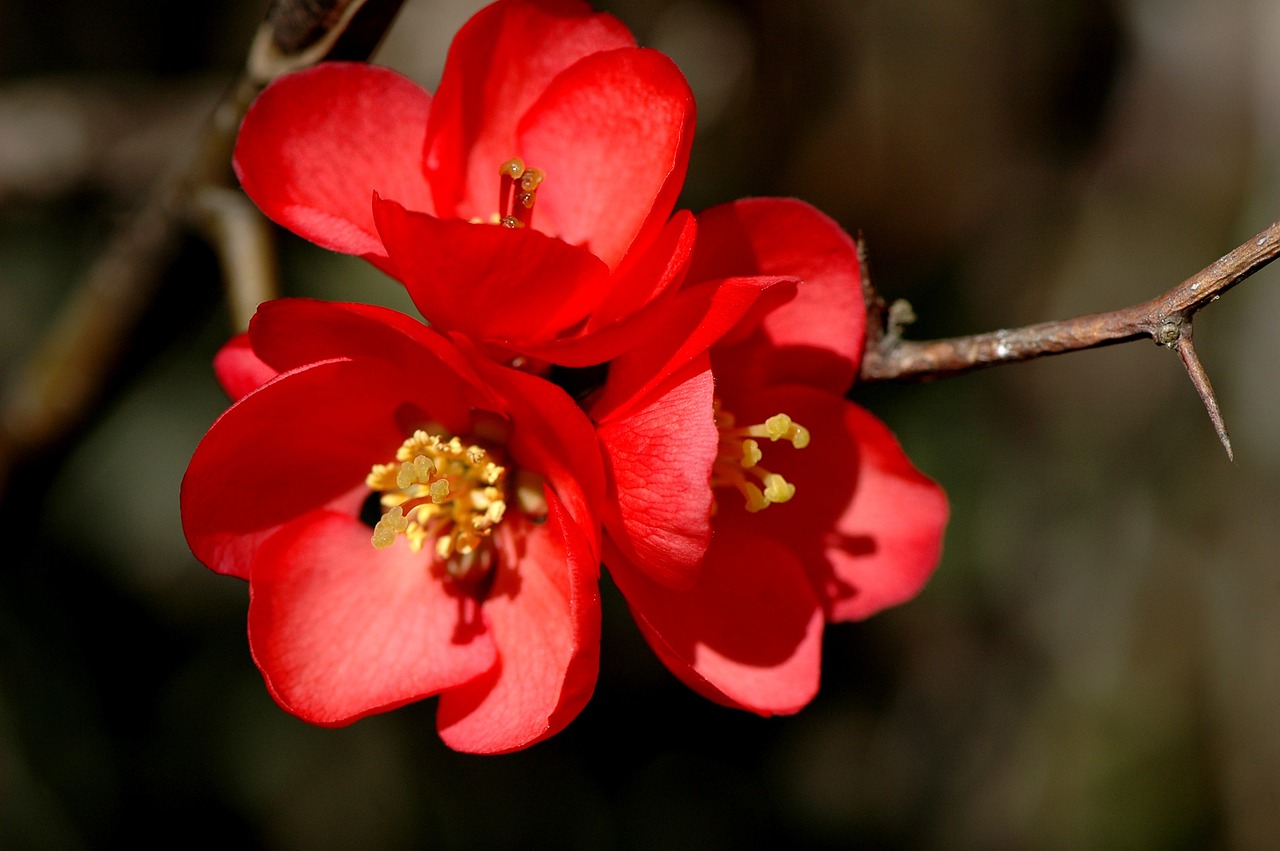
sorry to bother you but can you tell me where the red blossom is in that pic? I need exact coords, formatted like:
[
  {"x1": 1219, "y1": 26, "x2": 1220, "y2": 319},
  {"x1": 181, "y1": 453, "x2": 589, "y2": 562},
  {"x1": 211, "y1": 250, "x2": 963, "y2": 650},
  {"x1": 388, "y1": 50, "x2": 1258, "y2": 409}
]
[
  {"x1": 182, "y1": 298, "x2": 605, "y2": 753},
  {"x1": 591, "y1": 198, "x2": 949, "y2": 714},
  {"x1": 195, "y1": 0, "x2": 951, "y2": 743},
  {"x1": 233, "y1": 0, "x2": 697, "y2": 363}
]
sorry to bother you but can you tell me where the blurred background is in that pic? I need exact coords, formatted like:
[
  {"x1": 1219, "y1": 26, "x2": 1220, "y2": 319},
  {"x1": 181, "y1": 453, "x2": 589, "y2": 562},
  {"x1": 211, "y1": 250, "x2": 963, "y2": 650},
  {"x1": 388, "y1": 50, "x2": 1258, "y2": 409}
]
[{"x1": 3, "y1": 0, "x2": 1279, "y2": 847}]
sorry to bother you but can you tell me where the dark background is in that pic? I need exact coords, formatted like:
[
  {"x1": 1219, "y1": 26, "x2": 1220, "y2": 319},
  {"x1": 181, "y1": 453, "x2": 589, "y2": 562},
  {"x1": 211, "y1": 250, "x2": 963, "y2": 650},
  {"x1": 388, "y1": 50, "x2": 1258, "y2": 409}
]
[{"x1": 3, "y1": 0, "x2": 1279, "y2": 847}]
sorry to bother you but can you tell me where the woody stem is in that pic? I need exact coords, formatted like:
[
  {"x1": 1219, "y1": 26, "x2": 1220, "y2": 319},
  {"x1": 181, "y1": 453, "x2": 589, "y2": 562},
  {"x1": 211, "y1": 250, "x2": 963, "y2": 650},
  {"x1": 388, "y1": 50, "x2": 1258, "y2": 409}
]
[
  {"x1": 0, "y1": 0, "x2": 404, "y2": 490},
  {"x1": 857, "y1": 220, "x2": 1280, "y2": 459}
]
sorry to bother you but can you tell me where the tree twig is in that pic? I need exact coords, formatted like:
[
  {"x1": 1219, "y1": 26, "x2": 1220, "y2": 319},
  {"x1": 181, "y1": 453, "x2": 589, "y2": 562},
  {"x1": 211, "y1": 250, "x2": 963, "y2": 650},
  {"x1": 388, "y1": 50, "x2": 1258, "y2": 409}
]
[
  {"x1": 0, "y1": 0, "x2": 405, "y2": 487},
  {"x1": 859, "y1": 220, "x2": 1280, "y2": 458}
]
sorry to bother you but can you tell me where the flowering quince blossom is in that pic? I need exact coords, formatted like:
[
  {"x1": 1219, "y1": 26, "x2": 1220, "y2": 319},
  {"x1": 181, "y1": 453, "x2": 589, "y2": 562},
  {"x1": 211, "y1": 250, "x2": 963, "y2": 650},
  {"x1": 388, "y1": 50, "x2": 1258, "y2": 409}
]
[
  {"x1": 181, "y1": 298, "x2": 605, "y2": 754},
  {"x1": 233, "y1": 0, "x2": 699, "y2": 365},
  {"x1": 189, "y1": 0, "x2": 950, "y2": 747},
  {"x1": 589, "y1": 198, "x2": 950, "y2": 714}
]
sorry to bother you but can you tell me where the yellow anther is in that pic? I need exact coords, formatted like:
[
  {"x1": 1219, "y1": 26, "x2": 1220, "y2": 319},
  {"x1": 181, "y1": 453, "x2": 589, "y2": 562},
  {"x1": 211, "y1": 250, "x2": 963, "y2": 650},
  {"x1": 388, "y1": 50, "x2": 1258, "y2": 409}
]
[
  {"x1": 497, "y1": 156, "x2": 544, "y2": 229},
  {"x1": 395, "y1": 463, "x2": 415, "y2": 490},
  {"x1": 742, "y1": 483, "x2": 770, "y2": 513},
  {"x1": 520, "y1": 168, "x2": 544, "y2": 193},
  {"x1": 365, "y1": 427, "x2": 514, "y2": 567},
  {"x1": 711, "y1": 401, "x2": 811, "y2": 512},
  {"x1": 365, "y1": 462, "x2": 398, "y2": 491},
  {"x1": 396, "y1": 430, "x2": 439, "y2": 462},
  {"x1": 760, "y1": 413, "x2": 809, "y2": 447},
  {"x1": 371, "y1": 506, "x2": 409, "y2": 549},
  {"x1": 396, "y1": 454, "x2": 436, "y2": 489},
  {"x1": 761, "y1": 473, "x2": 796, "y2": 504},
  {"x1": 764, "y1": 414, "x2": 793, "y2": 439}
]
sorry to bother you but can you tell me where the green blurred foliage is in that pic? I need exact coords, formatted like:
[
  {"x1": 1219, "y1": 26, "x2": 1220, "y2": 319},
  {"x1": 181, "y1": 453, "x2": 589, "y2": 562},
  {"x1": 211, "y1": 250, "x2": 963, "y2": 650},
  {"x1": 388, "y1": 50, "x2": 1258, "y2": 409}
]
[{"x1": 3, "y1": 0, "x2": 1279, "y2": 847}]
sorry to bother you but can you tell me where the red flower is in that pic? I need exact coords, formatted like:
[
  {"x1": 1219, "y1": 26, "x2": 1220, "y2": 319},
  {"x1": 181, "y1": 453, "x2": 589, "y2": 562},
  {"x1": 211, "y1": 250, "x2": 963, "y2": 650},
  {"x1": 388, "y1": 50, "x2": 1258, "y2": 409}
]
[
  {"x1": 590, "y1": 198, "x2": 949, "y2": 714},
  {"x1": 182, "y1": 298, "x2": 605, "y2": 753},
  {"x1": 233, "y1": 0, "x2": 697, "y2": 364}
]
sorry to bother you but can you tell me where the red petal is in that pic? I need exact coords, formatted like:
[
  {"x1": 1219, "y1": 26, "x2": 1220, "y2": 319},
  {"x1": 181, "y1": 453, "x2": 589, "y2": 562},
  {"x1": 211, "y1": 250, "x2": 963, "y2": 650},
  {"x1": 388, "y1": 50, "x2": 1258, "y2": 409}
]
[
  {"x1": 471, "y1": 356, "x2": 604, "y2": 556},
  {"x1": 182, "y1": 358, "x2": 407, "y2": 578},
  {"x1": 606, "y1": 529, "x2": 824, "y2": 715},
  {"x1": 822, "y1": 403, "x2": 948, "y2": 621},
  {"x1": 424, "y1": 0, "x2": 634, "y2": 220},
  {"x1": 247, "y1": 511, "x2": 498, "y2": 726},
  {"x1": 589, "y1": 275, "x2": 797, "y2": 424},
  {"x1": 213, "y1": 333, "x2": 277, "y2": 401},
  {"x1": 518, "y1": 47, "x2": 695, "y2": 270},
  {"x1": 597, "y1": 356, "x2": 715, "y2": 589},
  {"x1": 372, "y1": 196, "x2": 609, "y2": 345},
  {"x1": 436, "y1": 493, "x2": 600, "y2": 753},
  {"x1": 512, "y1": 212, "x2": 698, "y2": 368},
  {"x1": 234, "y1": 63, "x2": 435, "y2": 259},
  {"x1": 692, "y1": 198, "x2": 865, "y2": 394},
  {"x1": 248, "y1": 298, "x2": 497, "y2": 426},
  {"x1": 717, "y1": 386, "x2": 948, "y2": 622},
  {"x1": 587, "y1": 210, "x2": 696, "y2": 331}
]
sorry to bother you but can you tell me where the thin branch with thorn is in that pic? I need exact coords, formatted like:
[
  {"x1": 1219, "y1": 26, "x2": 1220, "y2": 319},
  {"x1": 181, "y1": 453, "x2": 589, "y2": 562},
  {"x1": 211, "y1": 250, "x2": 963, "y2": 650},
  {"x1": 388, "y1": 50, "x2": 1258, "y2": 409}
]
[
  {"x1": 0, "y1": 0, "x2": 406, "y2": 487},
  {"x1": 859, "y1": 220, "x2": 1280, "y2": 459}
]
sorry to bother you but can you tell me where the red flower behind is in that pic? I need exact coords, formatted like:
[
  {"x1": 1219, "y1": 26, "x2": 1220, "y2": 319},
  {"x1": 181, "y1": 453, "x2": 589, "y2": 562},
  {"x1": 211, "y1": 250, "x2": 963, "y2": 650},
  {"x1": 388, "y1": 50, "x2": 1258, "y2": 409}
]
[
  {"x1": 590, "y1": 198, "x2": 949, "y2": 713},
  {"x1": 182, "y1": 298, "x2": 604, "y2": 753},
  {"x1": 234, "y1": 0, "x2": 697, "y2": 364}
]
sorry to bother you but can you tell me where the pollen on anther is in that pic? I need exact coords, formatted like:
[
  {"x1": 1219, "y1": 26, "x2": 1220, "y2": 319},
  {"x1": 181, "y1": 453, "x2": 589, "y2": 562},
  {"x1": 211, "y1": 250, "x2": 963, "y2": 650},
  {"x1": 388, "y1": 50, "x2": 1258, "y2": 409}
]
[
  {"x1": 372, "y1": 506, "x2": 409, "y2": 549},
  {"x1": 396, "y1": 454, "x2": 435, "y2": 489},
  {"x1": 762, "y1": 473, "x2": 796, "y2": 504},
  {"x1": 520, "y1": 168, "x2": 544, "y2": 193},
  {"x1": 497, "y1": 155, "x2": 544, "y2": 229},
  {"x1": 499, "y1": 157, "x2": 525, "y2": 179},
  {"x1": 763, "y1": 413, "x2": 809, "y2": 447},
  {"x1": 367, "y1": 427, "x2": 511, "y2": 559},
  {"x1": 712, "y1": 401, "x2": 812, "y2": 513}
]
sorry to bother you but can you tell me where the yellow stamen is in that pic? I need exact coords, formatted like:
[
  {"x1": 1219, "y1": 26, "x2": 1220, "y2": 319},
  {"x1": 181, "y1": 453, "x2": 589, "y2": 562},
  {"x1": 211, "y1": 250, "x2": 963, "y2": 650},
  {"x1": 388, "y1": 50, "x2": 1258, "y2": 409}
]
[
  {"x1": 499, "y1": 157, "x2": 525, "y2": 180},
  {"x1": 761, "y1": 473, "x2": 795, "y2": 504},
  {"x1": 498, "y1": 156, "x2": 545, "y2": 229},
  {"x1": 711, "y1": 400, "x2": 809, "y2": 512},
  {"x1": 519, "y1": 167, "x2": 545, "y2": 194},
  {"x1": 371, "y1": 506, "x2": 409, "y2": 549},
  {"x1": 366, "y1": 429, "x2": 509, "y2": 577}
]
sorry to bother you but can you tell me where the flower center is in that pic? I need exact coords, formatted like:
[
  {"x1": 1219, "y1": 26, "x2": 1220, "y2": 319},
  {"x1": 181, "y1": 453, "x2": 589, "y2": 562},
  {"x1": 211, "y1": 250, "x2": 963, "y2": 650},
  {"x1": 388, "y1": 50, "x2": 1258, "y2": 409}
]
[
  {"x1": 497, "y1": 157, "x2": 544, "y2": 229},
  {"x1": 711, "y1": 400, "x2": 810, "y2": 512},
  {"x1": 366, "y1": 429, "x2": 509, "y2": 578}
]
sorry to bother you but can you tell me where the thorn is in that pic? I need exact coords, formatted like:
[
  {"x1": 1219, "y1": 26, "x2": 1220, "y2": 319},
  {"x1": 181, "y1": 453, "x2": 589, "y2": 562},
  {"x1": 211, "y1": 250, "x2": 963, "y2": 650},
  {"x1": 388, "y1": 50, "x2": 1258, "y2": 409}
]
[
  {"x1": 856, "y1": 231, "x2": 887, "y2": 343},
  {"x1": 1174, "y1": 325, "x2": 1233, "y2": 461}
]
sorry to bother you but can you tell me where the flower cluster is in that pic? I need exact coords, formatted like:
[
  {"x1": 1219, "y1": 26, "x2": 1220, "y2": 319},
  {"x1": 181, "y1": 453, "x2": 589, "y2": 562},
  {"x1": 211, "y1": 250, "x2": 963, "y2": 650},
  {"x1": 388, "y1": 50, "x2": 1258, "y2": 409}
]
[{"x1": 183, "y1": 0, "x2": 948, "y2": 753}]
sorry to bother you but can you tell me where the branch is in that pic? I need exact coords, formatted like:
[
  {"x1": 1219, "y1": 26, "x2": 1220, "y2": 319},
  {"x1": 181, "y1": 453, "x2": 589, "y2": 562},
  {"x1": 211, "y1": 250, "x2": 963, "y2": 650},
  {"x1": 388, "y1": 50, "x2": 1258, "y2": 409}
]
[
  {"x1": 859, "y1": 220, "x2": 1280, "y2": 458},
  {"x1": 0, "y1": 0, "x2": 405, "y2": 486}
]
